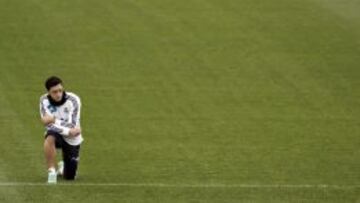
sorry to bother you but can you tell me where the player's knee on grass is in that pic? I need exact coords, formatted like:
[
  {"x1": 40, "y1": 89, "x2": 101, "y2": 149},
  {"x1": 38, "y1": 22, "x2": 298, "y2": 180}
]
[{"x1": 63, "y1": 157, "x2": 79, "y2": 180}]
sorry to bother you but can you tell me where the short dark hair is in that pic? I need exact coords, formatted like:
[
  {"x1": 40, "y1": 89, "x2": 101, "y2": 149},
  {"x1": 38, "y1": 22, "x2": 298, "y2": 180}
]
[{"x1": 45, "y1": 76, "x2": 63, "y2": 90}]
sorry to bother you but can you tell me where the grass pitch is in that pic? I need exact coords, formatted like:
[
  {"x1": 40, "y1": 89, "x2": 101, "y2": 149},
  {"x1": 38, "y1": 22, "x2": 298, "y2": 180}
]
[{"x1": 0, "y1": 0, "x2": 359, "y2": 202}]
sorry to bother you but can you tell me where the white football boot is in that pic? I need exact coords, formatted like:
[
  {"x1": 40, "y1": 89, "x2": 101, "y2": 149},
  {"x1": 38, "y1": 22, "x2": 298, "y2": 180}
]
[
  {"x1": 47, "y1": 168, "x2": 57, "y2": 184},
  {"x1": 57, "y1": 161, "x2": 64, "y2": 176}
]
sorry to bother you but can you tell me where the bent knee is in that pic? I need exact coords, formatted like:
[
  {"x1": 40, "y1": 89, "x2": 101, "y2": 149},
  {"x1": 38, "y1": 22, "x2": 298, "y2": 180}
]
[{"x1": 44, "y1": 135, "x2": 56, "y2": 146}]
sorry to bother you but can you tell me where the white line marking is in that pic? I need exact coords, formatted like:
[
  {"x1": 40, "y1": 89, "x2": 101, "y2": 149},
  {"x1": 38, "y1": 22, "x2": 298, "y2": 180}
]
[{"x1": 0, "y1": 182, "x2": 359, "y2": 189}]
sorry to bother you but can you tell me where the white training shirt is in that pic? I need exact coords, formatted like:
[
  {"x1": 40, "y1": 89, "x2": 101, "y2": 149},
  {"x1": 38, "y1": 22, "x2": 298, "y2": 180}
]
[{"x1": 39, "y1": 92, "x2": 84, "y2": 146}]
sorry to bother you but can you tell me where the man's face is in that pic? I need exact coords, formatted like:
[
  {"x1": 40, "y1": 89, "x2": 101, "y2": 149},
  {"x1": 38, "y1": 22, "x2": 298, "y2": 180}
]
[{"x1": 48, "y1": 84, "x2": 64, "y2": 102}]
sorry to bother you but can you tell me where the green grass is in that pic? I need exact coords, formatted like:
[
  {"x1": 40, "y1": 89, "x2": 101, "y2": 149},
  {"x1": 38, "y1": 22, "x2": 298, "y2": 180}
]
[{"x1": 0, "y1": 0, "x2": 359, "y2": 202}]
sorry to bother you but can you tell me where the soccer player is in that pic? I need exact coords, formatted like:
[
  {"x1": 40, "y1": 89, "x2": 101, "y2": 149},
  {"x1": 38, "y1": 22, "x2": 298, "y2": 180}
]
[{"x1": 39, "y1": 76, "x2": 84, "y2": 183}]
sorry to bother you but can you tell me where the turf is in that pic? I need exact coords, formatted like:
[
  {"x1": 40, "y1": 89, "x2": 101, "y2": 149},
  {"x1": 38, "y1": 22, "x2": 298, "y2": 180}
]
[{"x1": 0, "y1": 0, "x2": 359, "y2": 202}]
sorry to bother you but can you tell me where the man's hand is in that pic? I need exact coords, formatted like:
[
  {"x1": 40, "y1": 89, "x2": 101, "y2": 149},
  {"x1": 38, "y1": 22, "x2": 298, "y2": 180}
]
[
  {"x1": 41, "y1": 114, "x2": 55, "y2": 125},
  {"x1": 69, "y1": 127, "x2": 81, "y2": 137}
]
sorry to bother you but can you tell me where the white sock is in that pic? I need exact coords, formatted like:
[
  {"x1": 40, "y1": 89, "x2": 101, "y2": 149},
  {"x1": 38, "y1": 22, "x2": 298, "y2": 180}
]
[{"x1": 48, "y1": 167, "x2": 56, "y2": 173}]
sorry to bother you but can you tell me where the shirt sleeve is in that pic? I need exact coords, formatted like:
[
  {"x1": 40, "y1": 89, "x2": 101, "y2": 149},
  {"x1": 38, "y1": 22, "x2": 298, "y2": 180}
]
[
  {"x1": 47, "y1": 123, "x2": 71, "y2": 136},
  {"x1": 39, "y1": 97, "x2": 51, "y2": 117},
  {"x1": 68, "y1": 94, "x2": 81, "y2": 127},
  {"x1": 54, "y1": 119, "x2": 76, "y2": 128}
]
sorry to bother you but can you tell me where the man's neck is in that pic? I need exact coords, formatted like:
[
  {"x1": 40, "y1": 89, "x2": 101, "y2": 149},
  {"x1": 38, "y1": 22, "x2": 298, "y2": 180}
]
[{"x1": 48, "y1": 92, "x2": 68, "y2": 106}]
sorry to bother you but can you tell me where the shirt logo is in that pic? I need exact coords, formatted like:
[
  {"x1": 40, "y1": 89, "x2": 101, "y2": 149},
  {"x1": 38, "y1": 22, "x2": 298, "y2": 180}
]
[{"x1": 47, "y1": 105, "x2": 57, "y2": 113}]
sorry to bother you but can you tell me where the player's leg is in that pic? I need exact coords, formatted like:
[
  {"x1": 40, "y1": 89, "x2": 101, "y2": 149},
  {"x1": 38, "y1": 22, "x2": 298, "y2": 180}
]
[
  {"x1": 44, "y1": 135, "x2": 57, "y2": 170},
  {"x1": 44, "y1": 131, "x2": 63, "y2": 183},
  {"x1": 62, "y1": 143, "x2": 80, "y2": 180}
]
